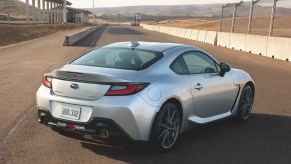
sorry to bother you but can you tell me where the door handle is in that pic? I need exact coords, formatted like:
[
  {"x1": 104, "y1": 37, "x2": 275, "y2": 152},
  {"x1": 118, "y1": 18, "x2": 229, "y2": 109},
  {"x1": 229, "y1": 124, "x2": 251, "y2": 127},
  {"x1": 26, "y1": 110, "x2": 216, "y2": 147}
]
[{"x1": 194, "y1": 83, "x2": 203, "y2": 90}]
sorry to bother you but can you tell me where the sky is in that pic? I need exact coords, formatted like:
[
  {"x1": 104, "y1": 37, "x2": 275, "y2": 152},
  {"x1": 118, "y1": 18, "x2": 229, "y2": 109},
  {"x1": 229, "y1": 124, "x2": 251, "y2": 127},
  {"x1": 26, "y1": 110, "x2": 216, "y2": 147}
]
[
  {"x1": 20, "y1": 0, "x2": 238, "y2": 8},
  {"x1": 70, "y1": 0, "x2": 238, "y2": 8}
]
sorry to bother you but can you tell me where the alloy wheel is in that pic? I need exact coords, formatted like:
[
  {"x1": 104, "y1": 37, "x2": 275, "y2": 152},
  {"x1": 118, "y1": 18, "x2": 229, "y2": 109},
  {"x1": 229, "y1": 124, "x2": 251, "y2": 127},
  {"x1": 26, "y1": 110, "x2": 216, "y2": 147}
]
[
  {"x1": 239, "y1": 85, "x2": 254, "y2": 120},
  {"x1": 158, "y1": 105, "x2": 180, "y2": 149}
]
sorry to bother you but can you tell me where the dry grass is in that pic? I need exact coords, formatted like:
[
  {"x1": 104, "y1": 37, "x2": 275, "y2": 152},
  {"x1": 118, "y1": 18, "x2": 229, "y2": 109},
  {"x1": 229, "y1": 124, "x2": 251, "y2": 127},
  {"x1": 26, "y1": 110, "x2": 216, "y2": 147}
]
[
  {"x1": 0, "y1": 23, "x2": 93, "y2": 47},
  {"x1": 157, "y1": 14, "x2": 291, "y2": 37},
  {"x1": 157, "y1": 18, "x2": 220, "y2": 31}
]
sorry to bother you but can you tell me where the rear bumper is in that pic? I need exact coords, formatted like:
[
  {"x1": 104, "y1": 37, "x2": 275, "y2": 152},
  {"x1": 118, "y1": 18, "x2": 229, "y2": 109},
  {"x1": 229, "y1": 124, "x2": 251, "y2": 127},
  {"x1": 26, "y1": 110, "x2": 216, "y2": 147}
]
[
  {"x1": 38, "y1": 109, "x2": 133, "y2": 139},
  {"x1": 36, "y1": 85, "x2": 158, "y2": 141}
]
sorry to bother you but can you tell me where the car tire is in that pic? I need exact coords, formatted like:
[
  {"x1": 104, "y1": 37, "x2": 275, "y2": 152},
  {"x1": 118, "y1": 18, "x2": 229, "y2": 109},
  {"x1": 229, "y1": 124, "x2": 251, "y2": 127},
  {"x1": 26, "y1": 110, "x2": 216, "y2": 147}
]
[
  {"x1": 236, "y1": 85, "x2": 254, "y2": 121},
  {"x1": 148, "y1": 102, "x2": 181, "y2": 152}
]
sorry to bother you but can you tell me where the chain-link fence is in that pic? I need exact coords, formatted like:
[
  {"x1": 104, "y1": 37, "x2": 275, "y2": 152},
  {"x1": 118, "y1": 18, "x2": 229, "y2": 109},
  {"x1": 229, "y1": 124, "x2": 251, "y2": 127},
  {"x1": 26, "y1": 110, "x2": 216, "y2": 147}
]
[
  {"x1": 273, "y1": 0, "x2": 291, "y2": 37},
  {"x1": 220, "y1": 0, "x2": 291, "y2": 37}
]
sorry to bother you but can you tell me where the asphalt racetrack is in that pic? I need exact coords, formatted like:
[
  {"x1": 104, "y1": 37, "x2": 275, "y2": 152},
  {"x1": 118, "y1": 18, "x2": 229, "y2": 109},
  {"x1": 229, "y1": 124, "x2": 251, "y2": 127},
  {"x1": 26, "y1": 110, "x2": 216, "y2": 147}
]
[{"x1": 0, "y1": 24, "x2": 290, "y2": 163}]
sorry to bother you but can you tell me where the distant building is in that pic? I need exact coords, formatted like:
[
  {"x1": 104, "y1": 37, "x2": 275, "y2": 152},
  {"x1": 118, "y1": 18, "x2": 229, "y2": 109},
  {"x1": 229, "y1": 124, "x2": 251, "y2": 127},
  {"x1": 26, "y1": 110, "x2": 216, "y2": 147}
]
[
  {"x1": 67, "y1": 7, "x2": 92, "y2": 23},
  {"x1": 23, "y1": 0, "x2": 92, "y2": 24}
]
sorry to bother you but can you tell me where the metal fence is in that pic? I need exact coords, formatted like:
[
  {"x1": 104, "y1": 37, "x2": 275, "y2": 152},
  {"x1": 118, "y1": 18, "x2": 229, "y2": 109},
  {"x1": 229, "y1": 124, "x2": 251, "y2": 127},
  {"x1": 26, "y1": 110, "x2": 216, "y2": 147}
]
[{"x1": 220, "y1": 0, "x2": 291, "y2": 37}]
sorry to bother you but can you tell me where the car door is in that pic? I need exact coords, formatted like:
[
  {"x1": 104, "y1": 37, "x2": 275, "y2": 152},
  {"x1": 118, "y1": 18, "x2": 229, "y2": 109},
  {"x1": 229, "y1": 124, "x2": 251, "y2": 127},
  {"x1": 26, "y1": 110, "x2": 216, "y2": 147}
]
[{"x1": 180, "y1": 51, "x2": 238, "y2": 118}]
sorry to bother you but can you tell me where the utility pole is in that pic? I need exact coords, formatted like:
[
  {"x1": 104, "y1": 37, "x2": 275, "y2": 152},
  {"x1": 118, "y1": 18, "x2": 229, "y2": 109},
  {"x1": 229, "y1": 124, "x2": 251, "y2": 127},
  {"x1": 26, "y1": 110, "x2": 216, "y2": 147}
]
[
  {"x1": 231, "y1": 1, "x2": 244, "y2": 33},
  {"x1": 219, "y1": 4, "x2": 224, "y2": 32},
  {"x1": 26, "y1": 0, "x2": 29, "y2": 24},
  {"x1": 32, "y1": 0, "x2": 36, "y2": 24},
  {"x1": 219, "y1": 3, "x2": 229, "y2": 32},
  {"x1": 63, "y1": 0, "x2": 67, "y2": 23},
  {"x1": 269, "y1": 0, "x2": 278, "y2": 36},
  {"x1": 93, "y1": 0, "x2": 95, "y2": 23},
  {"x1": 38, "y1": 0, "x2": 41, "y2": 23},
  {"x1": 248, "y1": 0, "x2": 260, "y2": 34}
]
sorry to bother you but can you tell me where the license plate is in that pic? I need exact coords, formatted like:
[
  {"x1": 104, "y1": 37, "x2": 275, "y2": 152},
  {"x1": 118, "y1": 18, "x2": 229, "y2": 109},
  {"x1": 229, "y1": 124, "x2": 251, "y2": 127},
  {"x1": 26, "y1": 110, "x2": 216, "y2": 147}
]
[{"x1": 59, "y1": 104, "x2": 82, "y2": 120}]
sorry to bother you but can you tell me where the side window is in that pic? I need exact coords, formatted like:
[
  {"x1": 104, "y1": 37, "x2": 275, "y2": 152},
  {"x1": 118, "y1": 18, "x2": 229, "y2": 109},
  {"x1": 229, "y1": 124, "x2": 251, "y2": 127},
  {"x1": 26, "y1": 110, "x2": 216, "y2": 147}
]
[
  {"x1": 170, "y1": 56, "x2": 188, "y2": 75},
  {"x1": 182, "y1": 51, "x2": 218, "y2": 74}
]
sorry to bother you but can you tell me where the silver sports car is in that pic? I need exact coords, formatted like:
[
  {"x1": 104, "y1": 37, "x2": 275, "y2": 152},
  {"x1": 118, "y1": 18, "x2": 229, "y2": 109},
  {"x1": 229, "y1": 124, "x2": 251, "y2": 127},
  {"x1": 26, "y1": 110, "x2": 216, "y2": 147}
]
[{"x1": 37, "y1": 41, "x2": 255, "y2": 152}]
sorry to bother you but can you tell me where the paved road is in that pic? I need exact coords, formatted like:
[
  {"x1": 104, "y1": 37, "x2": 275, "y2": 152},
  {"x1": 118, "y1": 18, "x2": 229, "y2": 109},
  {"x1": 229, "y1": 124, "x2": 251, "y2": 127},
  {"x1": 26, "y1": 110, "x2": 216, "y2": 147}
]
[{"x1": 0, "y1": 24, "x2": 291, "y2": 163}]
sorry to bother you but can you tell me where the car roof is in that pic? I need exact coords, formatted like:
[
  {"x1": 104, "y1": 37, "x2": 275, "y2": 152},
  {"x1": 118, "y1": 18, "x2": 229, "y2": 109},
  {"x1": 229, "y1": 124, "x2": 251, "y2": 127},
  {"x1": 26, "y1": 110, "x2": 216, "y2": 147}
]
[{"x1": 102, "y1": 41, "x2": 198, "y2": 52}]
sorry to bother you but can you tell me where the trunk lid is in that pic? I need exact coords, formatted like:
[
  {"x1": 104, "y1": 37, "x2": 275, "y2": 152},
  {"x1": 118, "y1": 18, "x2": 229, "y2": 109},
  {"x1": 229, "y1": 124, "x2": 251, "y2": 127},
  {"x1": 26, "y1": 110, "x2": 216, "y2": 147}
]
[{"x1": 51, "y1": 65, "x2": 139, "y2": 100}]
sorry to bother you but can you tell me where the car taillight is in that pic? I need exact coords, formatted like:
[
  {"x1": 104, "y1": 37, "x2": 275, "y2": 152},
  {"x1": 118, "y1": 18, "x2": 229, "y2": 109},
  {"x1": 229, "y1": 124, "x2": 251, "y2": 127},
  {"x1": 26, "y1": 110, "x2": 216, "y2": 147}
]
[
  {"x1": 105, "y1": 83, "x2": 149, "y2": 96},
  {"x1": 42, "y1": 74, "x2": 52, "y2": 88}
]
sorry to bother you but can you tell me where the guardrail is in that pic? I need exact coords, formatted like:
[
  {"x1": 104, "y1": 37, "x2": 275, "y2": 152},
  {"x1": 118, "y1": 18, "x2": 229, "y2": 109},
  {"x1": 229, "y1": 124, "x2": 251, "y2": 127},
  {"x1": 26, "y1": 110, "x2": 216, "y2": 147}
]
[
  {"x1": 63, "y1": 26, "x2": 101, "y2": 46},
  {"x1": 141, "y1": 24, "x2": 290, "y2": 62}
]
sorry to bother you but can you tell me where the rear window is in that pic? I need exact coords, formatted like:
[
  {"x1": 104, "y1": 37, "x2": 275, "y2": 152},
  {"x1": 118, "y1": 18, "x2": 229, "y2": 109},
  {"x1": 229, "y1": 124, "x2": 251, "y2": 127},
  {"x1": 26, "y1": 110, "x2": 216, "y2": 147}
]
[{"x1": 71, "y1": 48, "x2": 163, "y2": 70}]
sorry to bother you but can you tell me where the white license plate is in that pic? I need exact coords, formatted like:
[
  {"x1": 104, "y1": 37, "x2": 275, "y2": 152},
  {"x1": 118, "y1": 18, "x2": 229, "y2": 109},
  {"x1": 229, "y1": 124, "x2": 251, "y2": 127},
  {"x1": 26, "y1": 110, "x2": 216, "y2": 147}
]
[{"x1": 59, "y1": 104, "x2": 82, "y2": 120}]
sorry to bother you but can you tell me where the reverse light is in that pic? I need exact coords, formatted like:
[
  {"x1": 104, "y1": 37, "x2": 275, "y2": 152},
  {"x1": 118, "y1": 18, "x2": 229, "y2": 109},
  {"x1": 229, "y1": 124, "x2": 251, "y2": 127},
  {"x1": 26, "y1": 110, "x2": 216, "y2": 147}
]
[
  {"x1": 42, "y1": 74, "x2": 52, "y2": 88},
  {"x1": 105, "y1": 83, "x2": 149, "y2": 96}
]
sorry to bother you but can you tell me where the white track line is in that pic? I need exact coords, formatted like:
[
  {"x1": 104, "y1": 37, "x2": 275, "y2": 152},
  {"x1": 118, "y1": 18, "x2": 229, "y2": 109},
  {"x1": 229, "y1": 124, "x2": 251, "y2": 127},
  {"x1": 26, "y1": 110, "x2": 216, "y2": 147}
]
[{"x1": 0, "y1": 105, "x2": 36, "y2": 148}]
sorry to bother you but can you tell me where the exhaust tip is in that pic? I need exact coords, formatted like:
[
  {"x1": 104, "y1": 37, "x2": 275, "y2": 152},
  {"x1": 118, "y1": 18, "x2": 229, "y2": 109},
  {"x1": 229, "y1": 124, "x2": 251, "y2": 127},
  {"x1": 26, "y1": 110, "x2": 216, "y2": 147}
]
[
  {"x1": 43, "y1": 118, "x2": 49, "y2": 126},
  {"x1": 99, "y1": 128, "x2": 109, "y2": 139}
]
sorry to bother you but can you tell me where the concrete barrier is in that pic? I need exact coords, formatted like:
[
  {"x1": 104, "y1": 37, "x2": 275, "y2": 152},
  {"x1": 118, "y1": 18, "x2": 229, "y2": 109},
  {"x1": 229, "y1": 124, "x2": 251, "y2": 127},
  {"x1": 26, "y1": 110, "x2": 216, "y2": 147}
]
[
  {"x1": 204, "y1": 31, "x2": 217, "y2": 45},
  {"x1": 245, "y1": 34, "x2": 268, "y2": 55},
  {"x1": 158, "y1": 26, "x2": 164, "y2": 33},
  {"x1": 164, "y1": 27, "x2": 171, "y2": 35},
  {"x1": 63, "y1": 26, "x2": 101, "y2": 46},
  {"x1": 141, "y1": 24, "x2": 290, "y2": 62},
  {"x1": 267, "y1": 36, "x2": 291, "y2": 61},
  {"x1": 143, "y1": 24, "x2": 153, "y2": 30},
  {"x1": 178, "y1": 28, "x2": 187, "y2": 38},
  {"x1": 165, "y1": 27, "x2": 172, "y2": 34},
  {"x1": 156, "y1": 26, "x2": 161, "y2": 32},
  {"x1": 197, "y1": 30, "x2": 207, "y2": 42},
  {"x1": 190, "y1": 29, "x2": 199, "y2": 41},
  {"x1": 166, "y1": 26, "x2": 172, "y2": 35},
  {"x1": 174, "y1": 28, "x2": 181, "y2": 37},
  {"x1": 168, "y1": 27, "x2": 174, "y2": 35},
  {"x1": 142, "y1": 24, "x2": 148, "y2": 29},
  {"x1": 152, "y1": 26, "x2": 157, "y2": 31},
  {"x1": 229, "y1": 33, "x2": 246, "y2": 51},
  {"x1": 217, "y1": 32, "x2": 230, "y2": 48},
  {"x1": 185, "y1": 29, "x2": 192, "y2": 40},
  {"x1": 168, "y1": 26, "x2": 171, "y2": 33},
  {"x1": 167, "y1": 27, "x2": 173, "y2": 35},
  {"x1": 149, "y1": 25, "x2": 154, "y2": 30},
  {"x1": 158, "y1": 26, "x2": 166, "y2": 33},
  {"x1": 173, "y1": 27, "x2": 179, "y2": 35},
  {"x1": 170, "y1": 27, "x2": 176, "y2": 36}
]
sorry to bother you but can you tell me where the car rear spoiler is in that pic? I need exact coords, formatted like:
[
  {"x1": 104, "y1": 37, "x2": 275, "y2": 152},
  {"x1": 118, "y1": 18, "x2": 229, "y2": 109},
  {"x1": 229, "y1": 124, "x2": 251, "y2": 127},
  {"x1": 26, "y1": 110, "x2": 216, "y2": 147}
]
[{"x1": 51, "y1": 69, "x2": 129, "y2": 84}]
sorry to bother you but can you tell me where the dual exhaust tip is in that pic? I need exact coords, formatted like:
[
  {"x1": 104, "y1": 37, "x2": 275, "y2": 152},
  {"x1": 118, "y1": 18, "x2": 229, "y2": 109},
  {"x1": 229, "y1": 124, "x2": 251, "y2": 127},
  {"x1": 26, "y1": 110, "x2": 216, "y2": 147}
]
[
  {"x1": 39, "y1": 116, "x2": 110, "y2": 139},
  {"x1": 39, "y1": 116, "x2": 49, "y2": 126},
  {"x1": 99, "y1": 128, "x2": 109, "y2": 139}
]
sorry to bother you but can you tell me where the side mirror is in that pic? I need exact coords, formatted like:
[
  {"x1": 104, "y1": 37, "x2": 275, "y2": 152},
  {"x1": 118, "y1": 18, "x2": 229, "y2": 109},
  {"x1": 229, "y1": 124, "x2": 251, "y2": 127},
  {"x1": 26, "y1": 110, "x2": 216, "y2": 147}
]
[{"x1": 219, "y1": 63, "x2": 231, "y2": 77}]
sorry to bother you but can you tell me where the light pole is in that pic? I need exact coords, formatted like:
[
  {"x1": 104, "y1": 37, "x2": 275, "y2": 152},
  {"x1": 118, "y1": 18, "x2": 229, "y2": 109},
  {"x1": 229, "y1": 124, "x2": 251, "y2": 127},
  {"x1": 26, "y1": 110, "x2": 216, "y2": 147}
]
[
  {"x1": 26, "y1": 0, "x2": 29, "y2": 24},
  {"x1": 269, "y1": 0, "x2": 279, "y2": 36},
  {"x1": 231, "y1": 1, "x2": 244, "y2": 33},
  {"x1": 247, "y1": 0, "x2": 260, "y2": 34},
  {"x1": 219, "y1": 3, "x2": 229, "y2": 32},
  {"x1": 63, "y1": 0, "x2": 67, "y2": 23},
  {"x1": 93, "y1": 0, "x2": 95, "y2": 23}
]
